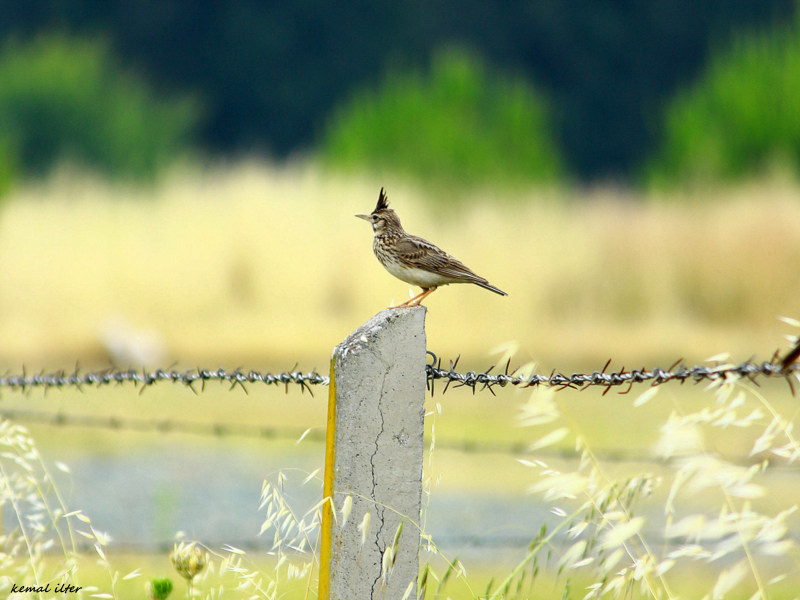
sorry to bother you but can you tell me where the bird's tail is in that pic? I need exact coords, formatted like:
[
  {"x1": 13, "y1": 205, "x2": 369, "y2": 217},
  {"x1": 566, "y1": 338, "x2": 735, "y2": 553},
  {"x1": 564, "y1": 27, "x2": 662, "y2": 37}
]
[{"x1": 474, "y1": 279, "x2": 508, "y2": 296}]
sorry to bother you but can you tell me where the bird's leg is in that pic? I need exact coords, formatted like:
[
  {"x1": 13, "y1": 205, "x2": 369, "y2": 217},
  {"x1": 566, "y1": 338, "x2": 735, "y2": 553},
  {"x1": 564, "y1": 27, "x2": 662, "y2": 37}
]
[
  {"x1": 409, "y1": 287, "x2": 436, "y2": 306},
  {"x1": 390, "y1": 287, "x2": 436, "y2": 309},
  {"x1": 390, "y1": 287, "x2": 437, "y2": 308},
  {"x1": 390, "y1": 291, "x2": 424, "y2": 309}
]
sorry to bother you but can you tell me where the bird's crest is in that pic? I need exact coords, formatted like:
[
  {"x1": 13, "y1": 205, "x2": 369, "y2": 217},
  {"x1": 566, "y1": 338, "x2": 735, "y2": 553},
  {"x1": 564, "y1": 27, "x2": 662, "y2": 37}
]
[{"x1": 373, "y1": 187, "x2": 390, "y2": 213}]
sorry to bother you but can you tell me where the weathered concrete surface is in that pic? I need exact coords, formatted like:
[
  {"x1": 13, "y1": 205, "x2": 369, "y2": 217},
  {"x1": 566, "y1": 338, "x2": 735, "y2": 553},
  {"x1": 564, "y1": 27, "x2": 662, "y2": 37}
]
[{"x1": 323, "y1": 306, "x2": 426, "y2": 600}]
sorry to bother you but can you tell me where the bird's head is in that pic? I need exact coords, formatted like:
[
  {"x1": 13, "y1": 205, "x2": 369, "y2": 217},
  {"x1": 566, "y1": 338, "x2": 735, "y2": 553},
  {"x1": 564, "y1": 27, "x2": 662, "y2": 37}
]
[{"x1": 356, "y1": 187, "x2": 403, "y2": 234}]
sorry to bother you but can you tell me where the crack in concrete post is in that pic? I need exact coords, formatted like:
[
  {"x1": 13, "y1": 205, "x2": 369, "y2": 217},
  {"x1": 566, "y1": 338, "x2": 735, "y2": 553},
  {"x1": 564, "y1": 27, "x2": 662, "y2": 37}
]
[{"x1": 370, "y1": 373, "x2": 388, "y2": 598}]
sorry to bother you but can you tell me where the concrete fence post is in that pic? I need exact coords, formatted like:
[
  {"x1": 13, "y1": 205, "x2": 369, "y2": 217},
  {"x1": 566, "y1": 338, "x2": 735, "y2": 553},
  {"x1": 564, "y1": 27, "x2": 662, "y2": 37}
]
[{"x1": 319, "y1": 306, "x2": 427, "y2": 600}]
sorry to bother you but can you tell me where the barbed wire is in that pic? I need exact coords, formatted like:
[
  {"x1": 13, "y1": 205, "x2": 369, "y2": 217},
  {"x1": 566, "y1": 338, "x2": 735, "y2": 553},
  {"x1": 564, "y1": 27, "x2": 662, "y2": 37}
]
[
  {"x1": 4, "y1": 407, "x2": 796, "y2": 469},
  {"x1": 0, "y1": 407, "x2": 702, "y2": 464},
  {"x1": 0, "y1": 408, "x2": 536, "y2": 457},
  {"x1": 0, "y1": 408, "x2": 323, "y2": 442},
  {"x1": 0, "y1": 366, "x2": 329, "y2": 395},
  {"x1": 424, "y1": 351, "x2": 800, "y2": 396},
  {"x1": 0, "y1": 351, "x2": 798, "y2": 397}
]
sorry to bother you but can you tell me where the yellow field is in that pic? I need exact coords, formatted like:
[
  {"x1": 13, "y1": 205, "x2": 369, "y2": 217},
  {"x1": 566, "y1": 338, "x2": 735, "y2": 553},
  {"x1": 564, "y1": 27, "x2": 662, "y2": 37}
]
[{"x1": 0, "y1": 161, "x2": 798, "y2": 372}]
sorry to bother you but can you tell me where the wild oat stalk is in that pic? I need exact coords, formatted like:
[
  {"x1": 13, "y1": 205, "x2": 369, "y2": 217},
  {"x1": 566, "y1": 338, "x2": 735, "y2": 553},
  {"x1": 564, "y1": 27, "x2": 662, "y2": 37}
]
[
  {"x1": 505, "y1": 359, "x2": 799, "y2": 599},
  {"x1": 242, "y1": 469, "x2": 321, "y2": 599},
  {"x1": 0, "y1": 418, "x2": 123, "y2": 599}
]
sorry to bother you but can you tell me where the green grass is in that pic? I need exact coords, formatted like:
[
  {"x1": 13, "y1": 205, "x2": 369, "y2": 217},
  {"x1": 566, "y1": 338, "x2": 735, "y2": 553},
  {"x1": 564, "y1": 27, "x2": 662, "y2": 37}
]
[
  {"x1": 30, "y1": 551, "x2": 316, "y2": 599},
  {"x1": 48, "y1": 550, "x2": 800, "y2": 600}
]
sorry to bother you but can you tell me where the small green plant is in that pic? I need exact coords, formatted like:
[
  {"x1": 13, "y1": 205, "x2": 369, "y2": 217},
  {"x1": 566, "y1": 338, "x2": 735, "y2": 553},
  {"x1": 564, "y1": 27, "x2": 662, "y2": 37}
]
[
  {"x1": 321, "y1": 47, "x2": 565, "y2": 189},
  {"x1": 0, "y1": 33, "x2": 201, "y2": 185},
  {"x1": 146, "y1": 577, "x2": 173, "y2": 600},
  {"x1": 648, "y1": 18, "x2": 800, "y2": 186}
]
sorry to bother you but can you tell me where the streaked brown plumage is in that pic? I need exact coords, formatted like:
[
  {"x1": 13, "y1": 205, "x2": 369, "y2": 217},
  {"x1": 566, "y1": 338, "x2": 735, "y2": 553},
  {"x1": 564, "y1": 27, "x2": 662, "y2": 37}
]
[{"x1": 356, "y1": 188, "x2": 507, "y2": 307}]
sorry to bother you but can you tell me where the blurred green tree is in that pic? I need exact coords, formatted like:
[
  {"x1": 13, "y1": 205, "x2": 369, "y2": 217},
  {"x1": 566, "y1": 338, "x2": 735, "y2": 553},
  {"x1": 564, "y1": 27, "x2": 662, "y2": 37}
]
[
  {"x1": 648, "y1": 18, "x2": 800, "y2": 185},
  {"x1": 0, "y1": 1, "x2": 794, "y2": 181},
  {"x1": 0, "y1": 137, "x2": 17, "y2": 196},
  {"x1": 321, "y1": 48, "x2": 564, "y2": 187},
  {"x1": 0, "y1": 33, "x2": 201, "y2": 187}
]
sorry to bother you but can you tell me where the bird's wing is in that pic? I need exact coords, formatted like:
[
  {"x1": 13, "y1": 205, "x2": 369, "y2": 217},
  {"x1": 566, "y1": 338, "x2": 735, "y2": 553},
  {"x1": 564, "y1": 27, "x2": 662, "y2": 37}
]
[{"x1": 393, "y1": 235, "x2": 489, "y2": 284}]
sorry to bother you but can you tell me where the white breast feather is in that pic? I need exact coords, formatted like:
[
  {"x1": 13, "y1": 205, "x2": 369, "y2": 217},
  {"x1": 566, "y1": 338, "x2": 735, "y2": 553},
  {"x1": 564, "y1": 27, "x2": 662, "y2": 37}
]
[{"x1": 382, "y1": 259, "x2": 451, "y2": 287}]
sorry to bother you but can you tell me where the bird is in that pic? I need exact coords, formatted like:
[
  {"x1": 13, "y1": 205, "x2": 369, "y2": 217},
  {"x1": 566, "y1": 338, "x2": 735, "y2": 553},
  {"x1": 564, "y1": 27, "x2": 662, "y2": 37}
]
[{"x1": 356, "y1": 188, "x2": 507, "y2": 308}]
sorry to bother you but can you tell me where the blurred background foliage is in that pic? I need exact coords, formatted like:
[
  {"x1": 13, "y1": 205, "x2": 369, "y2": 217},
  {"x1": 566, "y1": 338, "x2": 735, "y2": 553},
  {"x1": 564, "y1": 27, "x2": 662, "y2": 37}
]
[
  {"x1": 647, "y1": 15, "x2": 800, "y2": 185},
  {"x1": 0, "y1": 34, "x2": 200, "y2": 188},
  {"x1": 0, "y1": 1, "x2": 798, "y2": 192},
  {"x1": 321, "y1": 48, "x2": 563, "y2": 186}
]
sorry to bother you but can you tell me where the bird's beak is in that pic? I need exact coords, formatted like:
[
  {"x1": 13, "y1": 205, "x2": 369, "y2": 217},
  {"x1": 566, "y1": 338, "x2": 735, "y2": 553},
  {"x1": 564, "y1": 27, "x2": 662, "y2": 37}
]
[{"x1": 355, "y1": 213, "x2": 371, "y2": 221}]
